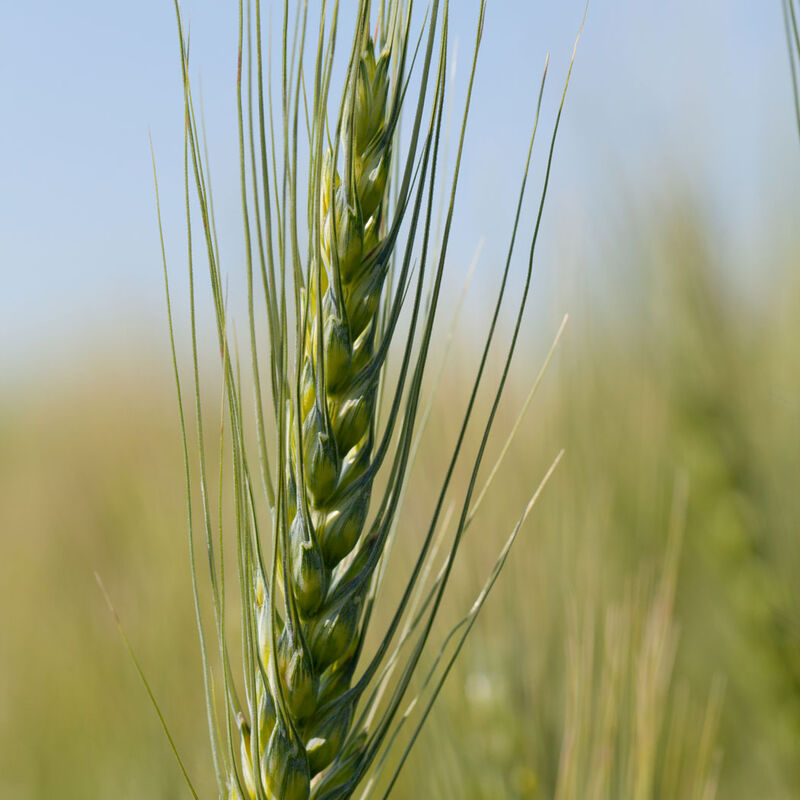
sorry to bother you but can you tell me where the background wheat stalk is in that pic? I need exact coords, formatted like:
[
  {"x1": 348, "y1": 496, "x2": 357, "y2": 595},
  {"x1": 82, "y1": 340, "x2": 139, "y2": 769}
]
[
  {"x1": 155, "y1": 1, "x2": 576, "y2": 797},
  {"x1": 784, "y1": 0, "x2": 800, "y2": 138}
]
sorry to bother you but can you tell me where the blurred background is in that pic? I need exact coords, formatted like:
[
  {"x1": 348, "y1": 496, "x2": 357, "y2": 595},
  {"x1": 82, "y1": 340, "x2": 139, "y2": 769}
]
[{"x1": 1, "y1": 1, "x2": 799, "y2": 798}]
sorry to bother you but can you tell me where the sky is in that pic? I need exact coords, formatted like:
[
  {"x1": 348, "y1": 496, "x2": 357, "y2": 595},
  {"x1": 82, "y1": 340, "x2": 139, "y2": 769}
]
[{"x1": 1, "y1": 1, "x2": 798, "y2": 384}]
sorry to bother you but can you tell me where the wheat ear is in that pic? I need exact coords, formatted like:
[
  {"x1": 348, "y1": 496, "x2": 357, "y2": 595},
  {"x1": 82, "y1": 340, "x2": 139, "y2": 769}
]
[
  {"x1": 238, "y1": 29, "x2": 401, "y2": 800},
  {"x1": 162, "y1": 1, "x2": 577, "y2": 798}
]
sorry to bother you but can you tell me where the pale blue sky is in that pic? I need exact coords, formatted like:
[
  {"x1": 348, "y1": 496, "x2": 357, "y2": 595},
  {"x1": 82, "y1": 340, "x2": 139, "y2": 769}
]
[{"x1": 1, "y1": 1, "x2": 798, "y2": 382}]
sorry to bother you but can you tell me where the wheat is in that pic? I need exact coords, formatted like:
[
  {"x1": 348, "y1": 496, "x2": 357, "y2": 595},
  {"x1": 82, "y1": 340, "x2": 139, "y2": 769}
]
[
  {"x1": 784, "y1": 0, "x2": 800, "y2": 138},
  {"x1": 241, "y1": 31, "x2": 397, "y2": 799},
  {"x1": 553, "y1": 482, "x2": 724, "y2": 800},
  {"x1": 161, "y1": 1, "x2": 577, "y2": 797}
]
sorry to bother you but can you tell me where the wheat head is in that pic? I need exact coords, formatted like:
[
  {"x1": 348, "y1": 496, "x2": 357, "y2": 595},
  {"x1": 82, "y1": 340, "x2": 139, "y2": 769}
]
[
  {"x1": 238, "y1": 31, "x2": 396, "y2": 800},
  {"x1": 160, "y1": 1, "x2": 578, "y2": 798}
]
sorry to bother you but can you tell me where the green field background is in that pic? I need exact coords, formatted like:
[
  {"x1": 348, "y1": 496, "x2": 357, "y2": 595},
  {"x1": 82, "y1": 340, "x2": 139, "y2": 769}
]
[{"x1": 2, "y1": 202, "x2": 799, "y2": 798}]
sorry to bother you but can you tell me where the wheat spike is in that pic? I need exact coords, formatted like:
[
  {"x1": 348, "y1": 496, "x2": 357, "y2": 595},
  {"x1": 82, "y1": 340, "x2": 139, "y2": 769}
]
[
  {"x1": 234, "y1": 31, "x2": 397, "y2": 798},
  {"x1": 165, "y1": 0, "x2": 576, "y2": 797}
]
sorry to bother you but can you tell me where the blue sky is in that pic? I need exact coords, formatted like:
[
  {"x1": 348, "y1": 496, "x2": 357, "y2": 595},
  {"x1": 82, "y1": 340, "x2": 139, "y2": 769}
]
[{"x1": 1, "y1": 1, "x2": 798, "y2": 382}]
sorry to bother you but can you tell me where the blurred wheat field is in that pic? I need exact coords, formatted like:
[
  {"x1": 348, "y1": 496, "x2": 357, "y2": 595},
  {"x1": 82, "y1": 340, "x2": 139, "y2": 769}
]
[{"x1": 1, "y1": 210, "x2": 799, "y2": 799}]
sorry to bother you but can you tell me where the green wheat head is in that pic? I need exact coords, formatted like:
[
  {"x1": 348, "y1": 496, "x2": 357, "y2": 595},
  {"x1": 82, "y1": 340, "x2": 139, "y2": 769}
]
[{"x1": 155, "y1": 1, "x2": 578, "y2": 797}]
